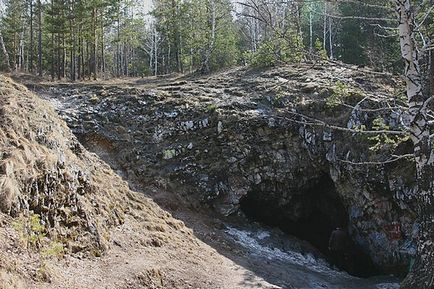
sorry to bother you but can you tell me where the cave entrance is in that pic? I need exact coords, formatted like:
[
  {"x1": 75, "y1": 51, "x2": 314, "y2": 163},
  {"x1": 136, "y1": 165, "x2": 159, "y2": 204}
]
[{"x1": 239, "y1": 174, "x2": 379, "y2": 277}]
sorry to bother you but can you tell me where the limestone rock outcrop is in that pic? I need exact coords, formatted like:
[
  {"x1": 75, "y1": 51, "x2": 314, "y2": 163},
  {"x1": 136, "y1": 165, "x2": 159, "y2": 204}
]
[{"x1": 39, "y1": 64, "x2": 417, "y2": 274}]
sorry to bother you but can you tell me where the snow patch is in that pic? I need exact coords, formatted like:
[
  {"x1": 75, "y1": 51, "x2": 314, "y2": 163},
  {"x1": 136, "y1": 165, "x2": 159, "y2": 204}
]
[
  {"x1": 225, "y1": 226, "x2": 342, "y2": 275},
  {"x1": 256, "y1": 231, "x2": 270, "y2": 240},
  {"x1": 376, "y1": 283, "x2": 400, "y2": 289}
]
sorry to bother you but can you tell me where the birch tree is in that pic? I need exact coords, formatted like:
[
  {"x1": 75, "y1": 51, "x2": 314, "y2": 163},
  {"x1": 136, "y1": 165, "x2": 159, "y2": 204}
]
[
  {"x1": 394, "y1": 1, "x2": 434, "y2": 288},
  {"x1": 0, "y1": 29, "x2": 11, "y2": 71}
]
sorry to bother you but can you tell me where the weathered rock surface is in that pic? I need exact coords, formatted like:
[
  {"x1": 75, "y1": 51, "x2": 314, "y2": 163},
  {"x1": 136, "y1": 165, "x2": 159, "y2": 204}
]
[
  {"x1": 37, "y1": 63, "x2": 418, "y2": 275},
  {"x1": 0, "y1": 75, "x2": 201, "y2": 288}
]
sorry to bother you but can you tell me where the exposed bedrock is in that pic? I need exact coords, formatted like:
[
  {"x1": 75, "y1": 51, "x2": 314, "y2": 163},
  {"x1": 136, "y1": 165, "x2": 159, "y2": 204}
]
[{"x1": 39, "y1": 64, "x2": 418, "y2": 275}]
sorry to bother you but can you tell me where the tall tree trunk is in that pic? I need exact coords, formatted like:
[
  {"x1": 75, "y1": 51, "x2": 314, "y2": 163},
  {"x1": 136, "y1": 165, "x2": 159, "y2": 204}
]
[
  {"x1": 202, "y1": 0, "x2": 216, "y2": 73},
  {"x1": 92, "y1": 8, "x2": 97, "y2": 80},
  {"x1": 62, "y1": 34, "x2": 65, "y2": 78},
  {"x1": 328, "y1": 12, "x2": 333, "y2": 60},
  {"x1": 51, "y1": 33, "x2": 54, "y2": 80},
  {"x1": 13, "y1": 32, "x2": 17, "y2": 71},
  {"x1": 37, "y1": 0, "x2": 42, "y2": 77},
  {"x1": 57, "y1": 34, "x2": 61, "y2": 80},
  {"x1": 154, "y1": 28, "x2": 158, "y2": 76},
  {"x1": 19, "y1": 31, "x2": 24, "y2": 70},
  {"x1": 29, "y1": 0, "x2": 34, "y2": 73},
  {"x1": 395, "y1": 1, "x2": 434, "y2": 288},
  {"x1": 86, "y1": 40, "x2": 90, "y2": 79},
  {"x1": 116, "y1": 5, "x2": 120, "y2": 77},
  {"x1": 323, "y1": 2, "x2": 327, "y2": 52},
  {"x1": 70, "y1": 16, "x2": 75, "y2": 81},
  {"x1": 77, "y1": 26, "x2": 82, "y2": 80},
  {"x1": 171, "y1": 0, "x2": 181, "y2": 72},
  {"x1": 309, "y1": 7, "x2": 313, "y2": 53},
  {"x1": 100, "y1": 10, "x2": 105, "y2": 76},
  {"x1": 0, "y1": 30, "x2": 12, "y2": 71}
]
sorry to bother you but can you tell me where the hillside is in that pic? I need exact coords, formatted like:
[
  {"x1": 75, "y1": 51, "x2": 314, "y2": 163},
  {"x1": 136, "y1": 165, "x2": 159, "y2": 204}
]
[{"x1": 0, "y1": 75, "x2": 281, "y2": 289}]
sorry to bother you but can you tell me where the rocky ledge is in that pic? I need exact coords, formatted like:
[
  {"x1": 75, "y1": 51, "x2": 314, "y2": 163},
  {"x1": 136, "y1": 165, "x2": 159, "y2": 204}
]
[{"x1": 38, "y1": 63, "x2": 418, "y2": 275}]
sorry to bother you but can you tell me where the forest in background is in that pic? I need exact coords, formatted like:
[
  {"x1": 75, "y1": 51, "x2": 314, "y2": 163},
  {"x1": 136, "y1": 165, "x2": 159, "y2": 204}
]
[{"x1": 1, "y1": 0, "x2": 432, "y2": 80}]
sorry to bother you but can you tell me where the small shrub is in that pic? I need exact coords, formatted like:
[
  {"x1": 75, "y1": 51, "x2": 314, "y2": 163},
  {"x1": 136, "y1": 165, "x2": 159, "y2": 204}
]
[
  {"x1": 314, "y1": 38, "x2": 328, "y2": 60},
  {"x1": 13, "y1": 213, "x2": 66, "y2": 259},
  {"x1": 13, "y1": 214, "x2": 45, "y2": 248},
  {"x1": 41, "y1": 242, "x2": 64, "y2": 258},
  {"x1": 326, "y1": 81, "x2": 349, "y2": 108},
  {"x1": 368, "y1": 116, "x2": 410, "y2": 152},
  {"x1": 249, "y1": 35, "x2": 303, "y2": 67}
]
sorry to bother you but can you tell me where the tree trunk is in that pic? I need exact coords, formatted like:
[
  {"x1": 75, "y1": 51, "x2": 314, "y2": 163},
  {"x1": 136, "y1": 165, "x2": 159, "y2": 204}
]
[
  {"x1": 0, "y1": 30, "x2": 12, "y2": 71},
  {"x1": 100, "y1": 10, "x2": 105, "y2": 76},
  {"x1": 51, "y1": 32, "x2": 54, "y2": 80},
  {"x1": 70, "y1": 16, "x2": 76, "y2": 81},
  {"x1": 116, "y1": 5, "x2": 120, "y2": 77},
  {"x1": 309, "y1": 7, "x2": 313, "y2": 53},
  {"x1": 323, "y1": 2, "x2": 327, "y2": 52},
  {"x1": 154, "y1": 28, "x2": 158, "y2": 76},
  {"x1": 202, "y1": 0, "x2": 216, "y2": 73},
  {"x1": 328, "y1": 12, "x2": 333, "y2": 60},
  {"x1": 29, "y1": 0, "x2": 34, "y2": 73},
  {"x1": 57, "y1": 34, "x2": 61, "y2": 80},
  {"x1": 92, "y1": 8, "x2": 97, "y2": 80},
  {"x1": 62, "y1": 34, "x2": 65, "y2": 78},
  {"x1": 37, "y1": 0, "x2": 42, "y2": 77},
  {"x1": 395, "y1": 1, "x2": 434, "y2": 288},
  {"x1": 77, "y1": 26, "x2": 82, "y2": 80}
]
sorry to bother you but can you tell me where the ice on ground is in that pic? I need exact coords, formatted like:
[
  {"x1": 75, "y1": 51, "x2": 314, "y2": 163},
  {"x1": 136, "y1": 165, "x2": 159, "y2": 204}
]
[
  {"x1": 225, "y1": 226, "x2": 401, "y2": 289},
  {"x1": 376, "y1": 284, "x2": 400, "y2": 289},
  {"x1": 225, "y1": 226, "x2": 343, "y2": 276}
]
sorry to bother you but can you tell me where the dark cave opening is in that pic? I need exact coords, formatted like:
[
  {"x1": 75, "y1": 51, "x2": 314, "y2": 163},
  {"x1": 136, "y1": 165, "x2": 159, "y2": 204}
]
[{"x1": 239, "y1": 174, "x2": 380, "y2": 278}]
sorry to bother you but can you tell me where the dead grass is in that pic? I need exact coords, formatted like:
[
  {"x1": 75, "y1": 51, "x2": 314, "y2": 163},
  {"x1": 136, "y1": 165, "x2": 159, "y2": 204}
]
[{"x1": 0, "y1": 74, "x2": 195, "y2": 288}]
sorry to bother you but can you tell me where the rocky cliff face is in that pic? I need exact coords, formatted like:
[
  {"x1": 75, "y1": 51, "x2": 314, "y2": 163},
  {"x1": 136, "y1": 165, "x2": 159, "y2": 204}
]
[
  {"x1": 0, "y1": 75, "x2": 196, "y2": 287},
  {"x1": 39, "y1": 63, "x2": 418, "y2": 275}
]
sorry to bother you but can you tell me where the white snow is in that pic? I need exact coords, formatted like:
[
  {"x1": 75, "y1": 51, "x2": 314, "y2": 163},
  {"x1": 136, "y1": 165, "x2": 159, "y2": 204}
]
[
  {"x1": 376, "y1": 283, "x2": 400, "y2": 289},
  {"x1": 225, "y1": 226, "x2": 342, "y2": 276}
]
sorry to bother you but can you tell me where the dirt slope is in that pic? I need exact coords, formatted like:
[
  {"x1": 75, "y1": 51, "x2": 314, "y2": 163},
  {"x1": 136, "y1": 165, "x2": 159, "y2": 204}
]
[{"x1": 0, "y1": 75, "x2": 279, "y2": 289}]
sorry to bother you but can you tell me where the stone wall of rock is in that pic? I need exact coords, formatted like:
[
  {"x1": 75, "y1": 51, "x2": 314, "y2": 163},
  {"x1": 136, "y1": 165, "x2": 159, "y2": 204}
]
[{"x1": 39, "y1": 64, "x2": 418, "y2": 273}]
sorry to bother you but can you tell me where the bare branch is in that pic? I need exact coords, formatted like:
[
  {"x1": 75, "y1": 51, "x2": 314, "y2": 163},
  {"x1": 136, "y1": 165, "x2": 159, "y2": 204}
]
[
  {"x1": 337, "y1": 154, "x2": 414, "y2": 166},
  {"x1": 311, "y1": 10, "x2": 395, "y2": 22},
  {"x1": 417, "y1": 4, "x2": 434, "y2": 29},
  {"x1": 275, "y1": 111, "x2": 407, "y2": 136}
]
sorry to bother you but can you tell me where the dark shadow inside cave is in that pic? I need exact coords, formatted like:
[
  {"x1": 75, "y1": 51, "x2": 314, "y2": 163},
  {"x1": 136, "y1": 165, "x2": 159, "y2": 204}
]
[{"x1": 239, "y1": 173, "x2": 380, "y2": 278}]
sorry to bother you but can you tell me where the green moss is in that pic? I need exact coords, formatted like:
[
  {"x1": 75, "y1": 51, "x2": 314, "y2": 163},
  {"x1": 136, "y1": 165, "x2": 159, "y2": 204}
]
[
  {"x1": 13, "y1": 213, "x2": 46, "y2": 248},
  {"x1": 13, "y1": 213, "x2": 66, "y2": 259},
  {"x1": 207, "y1": 103, "x2": 217, "y2": 112},
  {"x1": 163, "y1": 149, "x2": 177, "y2": 160},
  {"x1": 89, "y1": 94, "x2": 100, "y2": 104},
  {"x1": 41, "y1": 242, "x2": 64, "y2": 258}
]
